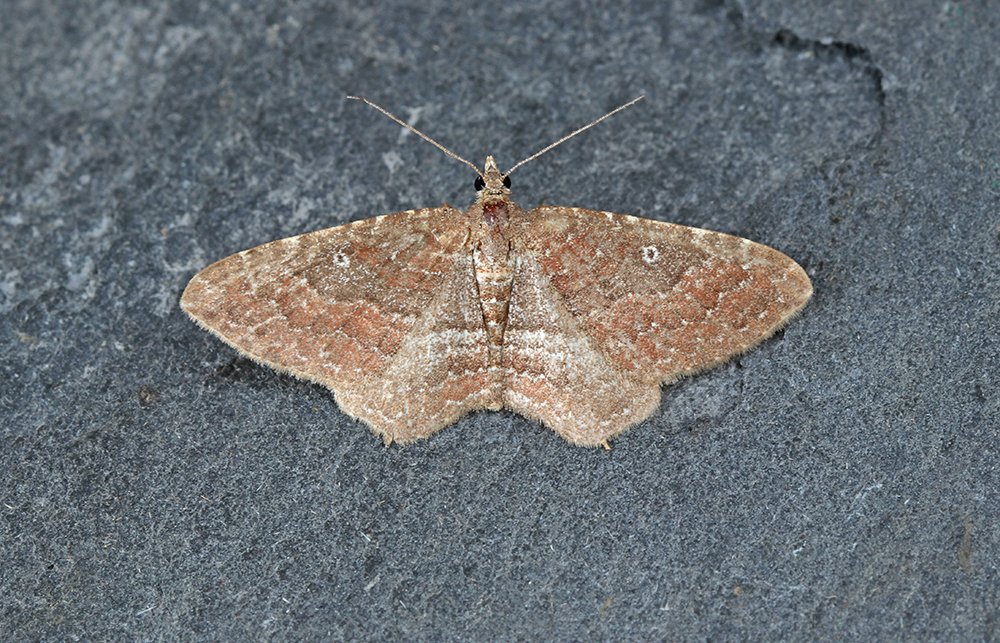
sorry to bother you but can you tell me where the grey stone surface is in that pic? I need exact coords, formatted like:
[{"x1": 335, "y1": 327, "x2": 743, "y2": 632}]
[{"x1": 2, "y1": 0, "x2": 997, "y2": 639}]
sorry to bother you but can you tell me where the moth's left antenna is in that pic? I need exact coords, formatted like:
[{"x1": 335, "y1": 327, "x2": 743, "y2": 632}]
[{"x1": 347, "y1": 95, "x2": 483, "y2": 177}]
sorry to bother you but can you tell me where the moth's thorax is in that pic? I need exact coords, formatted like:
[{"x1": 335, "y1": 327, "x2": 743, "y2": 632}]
[{"x1": 481, "y1": 198, "x2": 510, "y2": 228}]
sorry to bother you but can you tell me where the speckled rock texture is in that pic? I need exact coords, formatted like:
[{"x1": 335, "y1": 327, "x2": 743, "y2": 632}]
[{"x1": 2, "y1": 1, "x2": 997, "y2": 639}]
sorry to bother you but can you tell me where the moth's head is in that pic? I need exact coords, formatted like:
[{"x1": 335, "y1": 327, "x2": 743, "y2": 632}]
[{"x1": 475, "y1": 156, "x2": 511, "y2": 203}]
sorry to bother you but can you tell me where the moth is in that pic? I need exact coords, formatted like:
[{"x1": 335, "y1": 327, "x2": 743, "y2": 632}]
[{"x1": 181, "y1": 96, "x2": 812, "y2": 447}]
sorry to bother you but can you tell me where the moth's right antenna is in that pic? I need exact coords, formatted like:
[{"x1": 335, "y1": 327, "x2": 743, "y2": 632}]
[
  {"x1": 504, "y1": 95, "x2": 645, "y2": 177},
  {"x1": 347, "y1": 95, "x2": 483, "y2": 177}
]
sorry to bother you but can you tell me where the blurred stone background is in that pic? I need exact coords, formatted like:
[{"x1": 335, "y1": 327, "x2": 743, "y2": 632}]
[{"x1": 2, "y1": 1, "x2": 997, "y2": 638}]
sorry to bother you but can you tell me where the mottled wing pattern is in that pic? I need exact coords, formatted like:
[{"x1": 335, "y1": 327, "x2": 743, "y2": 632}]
[
  {"x1": 340, "y1": 250, "x2": 499, "y2": 443},
  {"x1": 181, "y1": 206, "x2": 491, "y2": 443},
  {"x1": 506, "y1": 206, "x2": 812, "y2": 443},
  {"x1": 502, "y1": 251, "x2": 661, "y2": 446}
]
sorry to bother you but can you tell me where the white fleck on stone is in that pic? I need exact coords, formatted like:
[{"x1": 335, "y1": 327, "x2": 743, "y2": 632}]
[{"x1": 641, "y1": 245, "x2": 659, "y2": 264}]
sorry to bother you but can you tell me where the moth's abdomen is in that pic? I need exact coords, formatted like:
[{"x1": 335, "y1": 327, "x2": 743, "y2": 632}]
[{"x1": 473, "y1": 248, "x2": 514, "y2": 347}]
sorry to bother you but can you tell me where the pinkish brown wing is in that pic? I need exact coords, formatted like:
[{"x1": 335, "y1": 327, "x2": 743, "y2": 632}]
[
  {"x1": 501, "y1": 249, "x2": 662, "y2": 447},
  {"x1": 181, "y1": 206, "x2": 493, "y2": 443},
  {"x1": 503, "y1": 206, "x2": 811, "y2": 444},
  {"x1": 518, "y1": 206, "x2": 812, "y2": 384}
]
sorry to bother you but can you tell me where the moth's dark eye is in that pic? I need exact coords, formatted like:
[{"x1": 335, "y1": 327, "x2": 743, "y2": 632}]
[
  {"x1": 502, "y1": 175, "x2": 512, "y2": 189},
  {"x1": 474, "y1": 176, "x2": 485, "y2": 191}
]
